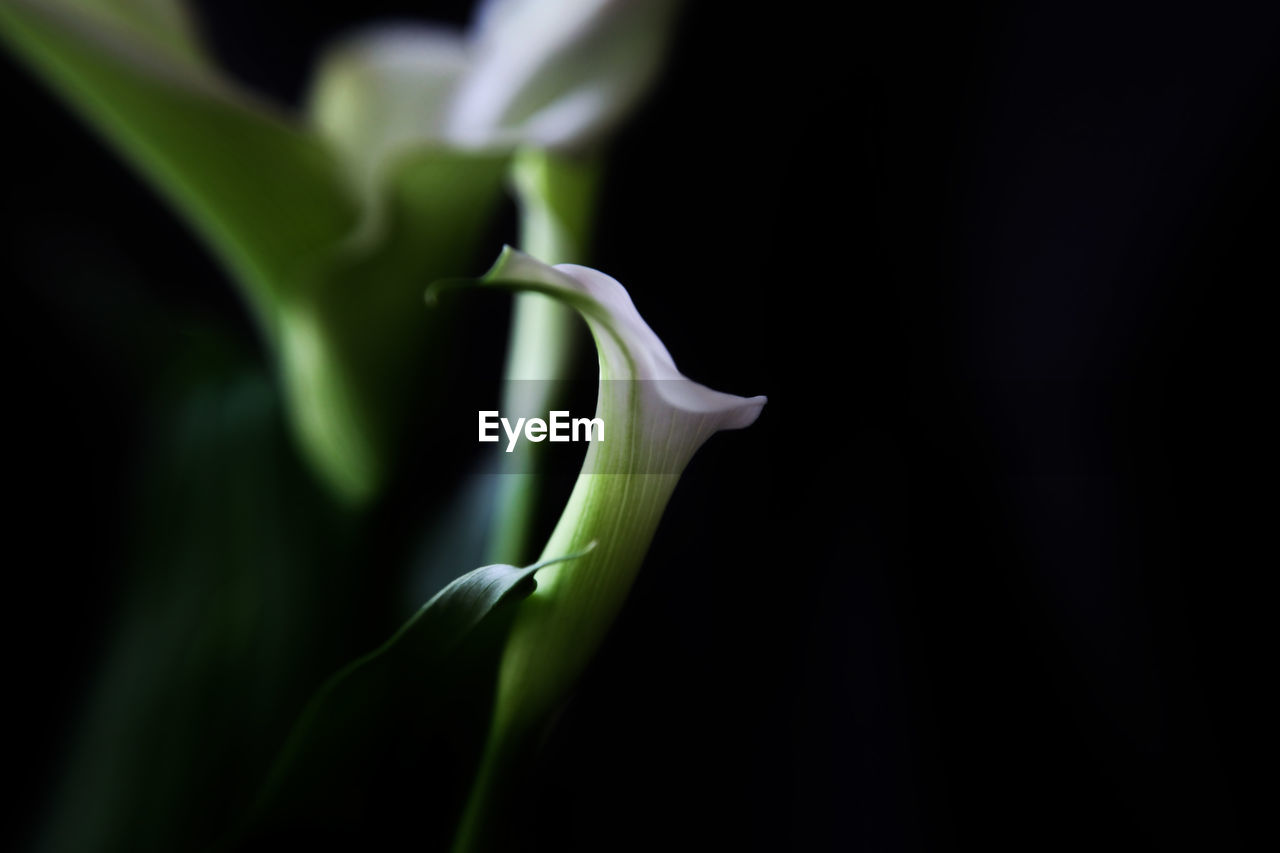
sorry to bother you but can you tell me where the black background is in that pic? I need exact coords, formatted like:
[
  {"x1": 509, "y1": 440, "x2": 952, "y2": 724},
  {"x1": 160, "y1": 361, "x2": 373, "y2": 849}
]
[{"x1": 5, "y1": 1, "x2": 1277, "y2": 850}]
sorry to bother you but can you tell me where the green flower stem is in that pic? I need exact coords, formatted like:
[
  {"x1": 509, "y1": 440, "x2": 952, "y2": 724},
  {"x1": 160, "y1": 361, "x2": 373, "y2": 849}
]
[
  {"x1": 455, "y1": 470, "x2": 681, "y2": 853},
  {"x1": 487, "y1": 148, "x2": 603, "y2": 564}
]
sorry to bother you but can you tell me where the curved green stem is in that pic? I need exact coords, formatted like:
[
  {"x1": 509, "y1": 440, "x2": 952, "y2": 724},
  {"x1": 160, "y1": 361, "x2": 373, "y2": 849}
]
[{"x1": 487, "y1": 148, "x2": 603, "y2": 563}]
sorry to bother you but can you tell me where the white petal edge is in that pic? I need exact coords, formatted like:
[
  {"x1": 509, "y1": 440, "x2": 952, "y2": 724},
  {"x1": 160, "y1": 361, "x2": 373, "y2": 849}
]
[
  {"x1": 307, "y1": 24, "x2": 470, "y2": 191},
  {"x1": 445, "y1": 0, "x2": 681, "y2": 151},
  {"x1": 480, "y1": 247, "x2": 766, "y2": 430}
]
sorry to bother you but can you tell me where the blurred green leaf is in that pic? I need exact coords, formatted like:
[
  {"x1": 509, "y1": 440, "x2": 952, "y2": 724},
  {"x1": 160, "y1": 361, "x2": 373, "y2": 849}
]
[
  {"x1": 0, "y1": 1, "x2": 510, "y2": 502},
  {"x1": 34, "y1": 330, "x2": 362, "y2": 853},
  {"x1": 240, "y1": 547, "x2": 592, "y2": 847},
  {"x1": 273, "y1": 146, "x2": 506, "y2": 503},
  {"x1": 0, "y1": 0, "x2": 357, "y2": 318}
]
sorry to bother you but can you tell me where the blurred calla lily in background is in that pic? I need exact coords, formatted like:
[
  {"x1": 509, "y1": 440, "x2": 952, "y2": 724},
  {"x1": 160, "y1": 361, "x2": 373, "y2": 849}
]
[
  {"x1": 312, "y1": 0, "x2": 681, "y2": 191},
  {"x1": 1, "y1": 3, "x2": 775, "y2": 851},
  {"x1": 0, "y1": 0, "x2": 682, "y2": 503}
]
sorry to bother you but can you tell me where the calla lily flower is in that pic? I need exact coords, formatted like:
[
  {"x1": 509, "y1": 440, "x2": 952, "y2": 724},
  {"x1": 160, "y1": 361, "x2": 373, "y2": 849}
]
[
  {"x1": 0, "y1": 0, "x2": 682, "y2": 503},
  {"x1": 312, "y1": 0, "x2": 681, "y2": 192},
  {"x1": 307, "y1": 0, "x2": 684, "y2": 556},
  {"x1": 430, "y1": 249, "x2": 765, "y2": 851}
]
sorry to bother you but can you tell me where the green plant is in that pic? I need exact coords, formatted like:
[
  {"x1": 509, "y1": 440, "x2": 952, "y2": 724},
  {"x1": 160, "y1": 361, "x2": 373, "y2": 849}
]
[{"x1": 1, "y1": 2, "x2": 764, "y2": 849}]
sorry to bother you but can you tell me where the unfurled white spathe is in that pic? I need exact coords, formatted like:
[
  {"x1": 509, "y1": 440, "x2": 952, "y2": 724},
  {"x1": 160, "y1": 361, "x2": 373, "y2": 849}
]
[
  {"x1": 309, "y1": 0, "x2": 681, "y2": 188},
  {"x1": 473, "y1": 248, "x2": 766, "y2": 471},
  {"x1": 448, "y1": 249, "x2": 764, "y2": 851},
  {"x1": 447, "y1": 0, "x2": 681, "y2": 149},
  {"x1": 456, "y1": 245, "x2": 765, "y2": 612},
  {"x1": 308, "y1": 26, "x2": 470, "y2": 194}
]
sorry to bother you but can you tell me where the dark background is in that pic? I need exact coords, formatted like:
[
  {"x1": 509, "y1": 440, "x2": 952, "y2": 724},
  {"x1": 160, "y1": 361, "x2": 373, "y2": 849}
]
[{"x1": 5, "y1": 1, "x2": 1276, "y2": 850}]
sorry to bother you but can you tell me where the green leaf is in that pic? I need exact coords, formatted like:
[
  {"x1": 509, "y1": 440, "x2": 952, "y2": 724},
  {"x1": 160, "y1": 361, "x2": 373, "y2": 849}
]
[
  {"x1": 273, "y1": 145, "x2": 507, "y2": 504},
  {"x1": 0, "y1": 0, "x2": 358, "y2": 321},
  {"x1": 0, "y1": 1, "x2": 511, "y2": 503},
  {"x1": 33, "y1": 333, "x2": 363, "y2": 853},
  {"x1": 238, "y1": 546, "x2": 594, "y2": 847}
]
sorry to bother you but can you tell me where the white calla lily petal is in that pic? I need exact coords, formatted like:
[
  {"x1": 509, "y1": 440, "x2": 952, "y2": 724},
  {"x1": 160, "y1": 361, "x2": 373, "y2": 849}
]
[
  {"x1": 447, "y1": 0, "x2": 681, "y2": 150},
  {"x1": 308, "y1": 0, "x2": 682, "y2": 167},
  {"x1": 308, "y1": 25, "x2": 469, "y2": 196},
  {"x1": 443, "y1": 249, "x2": 764, "y2": 851},
  {"x1": 479, "y1": 248, "x2": 765, "y2": 455}
]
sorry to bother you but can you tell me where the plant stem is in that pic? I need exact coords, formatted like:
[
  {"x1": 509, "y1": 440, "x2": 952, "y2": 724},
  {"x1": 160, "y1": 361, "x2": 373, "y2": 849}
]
[
  {"x1": 486, "y1": 148, "x2": 602, "y2": 564},
  {"x1": 455, "y1": 429, "x2": 682, "y2": 851}
]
